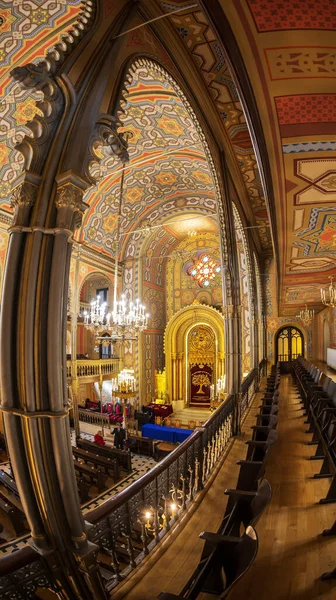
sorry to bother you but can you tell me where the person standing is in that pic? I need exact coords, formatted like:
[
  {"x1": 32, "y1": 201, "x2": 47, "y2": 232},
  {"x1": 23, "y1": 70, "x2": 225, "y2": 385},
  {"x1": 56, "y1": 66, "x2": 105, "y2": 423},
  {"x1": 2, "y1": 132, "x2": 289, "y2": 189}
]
[{"x1": 113, "y1": 422, "x2": 125, "y2": 449}]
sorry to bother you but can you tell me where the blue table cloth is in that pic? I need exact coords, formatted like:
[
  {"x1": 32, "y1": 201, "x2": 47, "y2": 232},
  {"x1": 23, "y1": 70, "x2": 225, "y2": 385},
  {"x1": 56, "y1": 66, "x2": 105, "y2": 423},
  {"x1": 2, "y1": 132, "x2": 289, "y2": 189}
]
[{"x1": 142, "y1": 424, "x2": 193, "y2": 444}]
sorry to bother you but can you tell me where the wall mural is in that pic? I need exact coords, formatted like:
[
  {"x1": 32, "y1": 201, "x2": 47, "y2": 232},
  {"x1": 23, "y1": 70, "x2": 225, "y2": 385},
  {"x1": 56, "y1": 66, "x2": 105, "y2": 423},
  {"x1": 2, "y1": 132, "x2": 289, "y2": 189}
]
[{"x1": 166, "y1": 233, "x2": 221, "y2": 320}]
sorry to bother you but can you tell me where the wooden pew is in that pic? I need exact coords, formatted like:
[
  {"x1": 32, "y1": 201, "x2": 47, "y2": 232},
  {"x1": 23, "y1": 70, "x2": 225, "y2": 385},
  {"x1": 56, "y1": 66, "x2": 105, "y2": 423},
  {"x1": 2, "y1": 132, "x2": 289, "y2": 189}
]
[
  {"x1": 75, "y1": 474, "x2": 90, "y2": 504},
  {"x1": 76, "y1": 438, "x2": 131, "y2": 473},
  {"x1": 127, "y1": 435, "x2": 154, "y2": 456},
  {"x1": 0, "y1": 470, "x2": 20, "y2": 501},
  {"x1": 73, "y1": 459, "x2": 107, "y2": 492},
  {"x1": 175, "y1": 479, "x2": 270, "y2": 599},
  {"x1": 0, "y1": 490, "x2": 27, "y2": 536},
  {"x1": 73, "y1": 447, "x2": 120, "y2": 482},
  {"x1": 158, "y1": 527, "x2": 258, "y2": 600}
]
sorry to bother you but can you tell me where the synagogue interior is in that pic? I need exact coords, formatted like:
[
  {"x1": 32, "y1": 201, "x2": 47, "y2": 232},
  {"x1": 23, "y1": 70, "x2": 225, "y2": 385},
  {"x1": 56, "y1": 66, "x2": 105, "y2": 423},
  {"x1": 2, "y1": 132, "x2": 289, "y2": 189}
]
[{"x1": 1, "y1": 1, "x2": 336, "y2": 599}]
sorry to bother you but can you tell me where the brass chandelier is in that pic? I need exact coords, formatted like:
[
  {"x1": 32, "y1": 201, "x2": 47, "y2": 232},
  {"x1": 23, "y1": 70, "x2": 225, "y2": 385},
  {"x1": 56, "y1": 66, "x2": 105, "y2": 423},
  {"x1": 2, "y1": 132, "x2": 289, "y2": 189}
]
[
  {"x1": 296, "y1": 304, "x2": 314, "y2": 327},
  {"x1": 83, "y1": 132, "x2": 149, "y2": 338},
  {"x1": 321, "y1": 276, "x2": 336, "y2": 308}
]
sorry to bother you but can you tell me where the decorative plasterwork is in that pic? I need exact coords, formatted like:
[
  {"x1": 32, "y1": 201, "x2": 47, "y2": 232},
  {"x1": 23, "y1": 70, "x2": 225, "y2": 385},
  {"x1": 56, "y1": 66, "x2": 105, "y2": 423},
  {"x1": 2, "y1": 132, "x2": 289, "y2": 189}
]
[
  {"x1": 0, "y1": 0, "x2": 95, "y2": 207},
  {"x1": 159, "y1": 1, "x2": 272, "y2": 249},
  {"x1": 81, "y1": 60, "x2": 227, "y2": 268}
]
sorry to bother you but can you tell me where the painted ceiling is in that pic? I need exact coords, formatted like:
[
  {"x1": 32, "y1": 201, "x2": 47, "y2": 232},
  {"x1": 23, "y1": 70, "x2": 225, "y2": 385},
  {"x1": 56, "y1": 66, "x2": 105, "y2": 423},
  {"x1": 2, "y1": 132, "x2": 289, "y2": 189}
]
[
  {"x1": 158, "y1": 0, "x2": 272, "y2": 251},
  {"x1": 0, "y1": 0, "x2": 83, "y2": 207},
  {"x1": 80, "y1": 62, "x2": 220, "y2": 260},
  {"x1": 217, "y1": 0, "x2": 336, "y2": 315}
]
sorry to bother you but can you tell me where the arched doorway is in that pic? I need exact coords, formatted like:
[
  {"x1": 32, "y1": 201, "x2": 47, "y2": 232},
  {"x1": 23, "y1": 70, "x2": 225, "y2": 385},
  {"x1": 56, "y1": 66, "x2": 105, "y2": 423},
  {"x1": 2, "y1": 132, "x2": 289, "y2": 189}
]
[
  {"x1": 164, "y1": 302, "x2": 225, "y2": 411},
  {"x1": 276, "y1": 326, "x2": 304, "y2": 373}
]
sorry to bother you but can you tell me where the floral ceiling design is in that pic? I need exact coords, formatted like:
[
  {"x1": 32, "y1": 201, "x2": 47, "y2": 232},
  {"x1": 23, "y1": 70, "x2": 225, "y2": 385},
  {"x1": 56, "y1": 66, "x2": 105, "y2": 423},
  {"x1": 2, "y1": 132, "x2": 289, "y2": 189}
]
[{"x1": 81, "y1": 64, "x2": 219, "y2": 259}]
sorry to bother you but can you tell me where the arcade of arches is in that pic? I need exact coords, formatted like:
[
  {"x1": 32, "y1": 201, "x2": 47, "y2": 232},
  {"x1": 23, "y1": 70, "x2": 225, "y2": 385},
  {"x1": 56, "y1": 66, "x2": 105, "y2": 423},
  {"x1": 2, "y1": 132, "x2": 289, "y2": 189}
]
[{"x1": 0, "y1": 1, "x2": 336, "y2": 599}]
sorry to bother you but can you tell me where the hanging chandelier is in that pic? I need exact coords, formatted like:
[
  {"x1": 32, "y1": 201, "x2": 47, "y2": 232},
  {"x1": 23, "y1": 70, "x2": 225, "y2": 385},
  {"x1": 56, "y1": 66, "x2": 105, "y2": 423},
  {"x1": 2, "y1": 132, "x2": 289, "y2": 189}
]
[
  {"x1": 188, "y1": 253, "x2": 221, "y2": 288},
  {"x1": 296, "y1": 304, "x2": 314, "y2": 327},
  {"x1": 321, "y1": 276, "x2": 336, "y2": 308},
  {"x1": 83, "y1": 132, "x2": 149, "y2": 339},
  {"x1": 83, "y1": 296, "x2": 108, "y2": 334},
  {"x1": 107, "y1": 295, "x2": 148, "y2": 336}
]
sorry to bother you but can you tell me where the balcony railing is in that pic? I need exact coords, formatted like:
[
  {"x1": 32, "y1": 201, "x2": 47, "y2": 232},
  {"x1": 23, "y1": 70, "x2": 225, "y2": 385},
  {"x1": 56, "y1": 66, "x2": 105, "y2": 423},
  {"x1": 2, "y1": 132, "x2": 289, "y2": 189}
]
[
  {"x1": 66, "y1": 358, "x2": 120, "y2": 379},
  {"x1": 0, "y1": 368, "x2": 260, "y2": 597},
  {"x1": 241, "y1": 367, "x2": 258, "y2": 415},
  {"x1": 78, "y1": 409, "x2": 111, "y2": 428}
]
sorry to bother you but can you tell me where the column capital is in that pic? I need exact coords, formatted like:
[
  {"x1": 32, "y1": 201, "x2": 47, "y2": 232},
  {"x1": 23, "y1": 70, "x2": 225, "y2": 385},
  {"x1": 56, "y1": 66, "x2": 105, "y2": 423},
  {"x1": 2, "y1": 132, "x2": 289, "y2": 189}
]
[
  {"x1": 10, "y1": 171, "x2": 41, "y2": 225},
  {"x1": 55, "y1": 171, "x2": 90, "y2": 230}
]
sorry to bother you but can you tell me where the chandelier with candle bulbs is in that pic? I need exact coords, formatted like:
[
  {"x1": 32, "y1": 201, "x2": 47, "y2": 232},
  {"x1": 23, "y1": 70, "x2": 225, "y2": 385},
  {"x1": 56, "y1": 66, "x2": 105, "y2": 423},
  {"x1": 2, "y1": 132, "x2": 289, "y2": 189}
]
[
  {"x1": 296, "y1": 304, "x2": 314, "y2": 327},
  {"x1": 83, "y1": 295, "x2": 148, "y2": 338},
  {"x1": 82, "y1": 130, "x2": 149, "y2": 338},
  {"x1": 321, "y1": 276, "x2": 336, "y2": 308}
]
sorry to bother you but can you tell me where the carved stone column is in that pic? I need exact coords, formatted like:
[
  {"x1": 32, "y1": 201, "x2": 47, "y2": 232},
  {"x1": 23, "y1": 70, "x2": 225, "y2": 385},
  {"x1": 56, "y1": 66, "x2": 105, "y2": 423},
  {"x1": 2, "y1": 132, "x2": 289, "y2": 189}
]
[
  {"x1": 177, "y1": 354, "x2": 183, "y2": 401},
  {"x1": 0, "y1": 174, "x2": 107, "y2": 599},
  {"x1": 172, "y1": 354, "x2": 177, "y2": 404},
  {"x1": 69, "y1": 246, "x2": 81, "y2": 438}
]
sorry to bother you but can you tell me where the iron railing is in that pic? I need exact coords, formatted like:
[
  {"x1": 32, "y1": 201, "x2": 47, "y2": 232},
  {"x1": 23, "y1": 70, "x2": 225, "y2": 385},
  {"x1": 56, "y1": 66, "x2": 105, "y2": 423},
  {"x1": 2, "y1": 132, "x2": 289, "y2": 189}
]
[
  {"x1": 0, "y1": 394, "x2": 235, "y2": 596},
  {"x1": 240, "y1": 368, "x2": 258, "y2": 415}
]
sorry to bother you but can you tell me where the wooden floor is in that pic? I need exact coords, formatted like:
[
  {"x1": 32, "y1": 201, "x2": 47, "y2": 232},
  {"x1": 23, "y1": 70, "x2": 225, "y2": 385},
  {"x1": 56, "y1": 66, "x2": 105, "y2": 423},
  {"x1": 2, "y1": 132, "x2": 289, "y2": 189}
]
[{"x1": 122, "y1": 375, "x2": 336, "y2": 600}]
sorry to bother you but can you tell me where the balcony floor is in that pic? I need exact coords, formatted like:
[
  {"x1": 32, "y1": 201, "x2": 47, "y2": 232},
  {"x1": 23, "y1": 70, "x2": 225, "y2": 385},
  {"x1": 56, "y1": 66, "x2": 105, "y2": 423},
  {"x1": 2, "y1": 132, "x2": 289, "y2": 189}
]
[{"x1": 116, "y1": 375, "x2": 336, "y2": 600}]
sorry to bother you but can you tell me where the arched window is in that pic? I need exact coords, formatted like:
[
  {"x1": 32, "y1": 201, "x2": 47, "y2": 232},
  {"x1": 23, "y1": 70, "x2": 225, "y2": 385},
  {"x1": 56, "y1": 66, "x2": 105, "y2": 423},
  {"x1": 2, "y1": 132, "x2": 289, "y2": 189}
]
[
  {"x1": 99, "y1": 334, "x2": 112, "y2": 359},
  {"x1": 276, "y1": 326, "x2": 304, "y2": 364}
]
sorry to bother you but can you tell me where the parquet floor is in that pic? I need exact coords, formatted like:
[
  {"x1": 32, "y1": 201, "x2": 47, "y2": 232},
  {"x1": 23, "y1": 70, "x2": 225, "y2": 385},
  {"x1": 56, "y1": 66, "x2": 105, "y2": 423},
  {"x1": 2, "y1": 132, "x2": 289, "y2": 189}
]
[{"x1": 121, "y1": 375, "x2": 336, "y2": 600}]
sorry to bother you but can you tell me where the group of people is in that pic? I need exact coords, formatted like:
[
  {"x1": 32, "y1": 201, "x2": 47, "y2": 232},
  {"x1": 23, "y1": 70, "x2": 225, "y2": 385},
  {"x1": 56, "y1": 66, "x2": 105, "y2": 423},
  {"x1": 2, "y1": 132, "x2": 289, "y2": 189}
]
[{"x1": 94, "y1": 422, "x2": 126, "y2": 449}]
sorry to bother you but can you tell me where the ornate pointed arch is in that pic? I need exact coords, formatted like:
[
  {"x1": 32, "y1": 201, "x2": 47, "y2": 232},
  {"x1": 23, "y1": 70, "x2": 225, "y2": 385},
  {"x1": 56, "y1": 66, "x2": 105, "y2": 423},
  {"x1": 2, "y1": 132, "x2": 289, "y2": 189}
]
[{"x1": 164, "y1": 302, "x2": 225, "y2": 409}]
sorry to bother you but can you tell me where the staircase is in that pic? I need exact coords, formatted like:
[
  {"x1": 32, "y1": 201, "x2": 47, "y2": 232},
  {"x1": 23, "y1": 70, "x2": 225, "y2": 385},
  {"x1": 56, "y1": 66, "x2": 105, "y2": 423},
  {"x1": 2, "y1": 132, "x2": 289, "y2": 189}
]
[{"x1": 172, "y1": 407, "x2": 212, "y2": 425}]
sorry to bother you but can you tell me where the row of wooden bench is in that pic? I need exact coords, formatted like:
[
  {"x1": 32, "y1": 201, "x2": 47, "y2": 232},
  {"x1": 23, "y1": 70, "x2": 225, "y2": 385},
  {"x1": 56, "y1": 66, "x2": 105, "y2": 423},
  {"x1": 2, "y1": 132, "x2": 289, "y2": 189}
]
[
  {"x1": 0, "y1": 438, "x2": 133, "y2": 537},
  {"x1": 158, "y1": 365, "x2": 280, "y2": 599},
  {"x1": 72, "y1": 438, "x2": 132, "y2": 502},
  {"x1": 293, "y1": 357, "x2": 336, "y2": 581}
]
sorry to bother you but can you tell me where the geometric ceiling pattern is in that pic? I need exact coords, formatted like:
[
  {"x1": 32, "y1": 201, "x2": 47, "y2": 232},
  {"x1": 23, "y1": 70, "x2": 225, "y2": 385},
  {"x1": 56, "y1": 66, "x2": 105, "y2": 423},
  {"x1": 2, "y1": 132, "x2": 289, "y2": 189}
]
[
  {"x1": 81, "y1": 63, "x2": 219, "y2": 259},
  {"x1": 0, "y1": 0, "x2": 83, "y2": 208},
  {"x1": 159, "y1": 0, "x2": 272, "y2": 250},
  {"x1": 222, "y1": 0, "x2": 336, "y2": 314}
]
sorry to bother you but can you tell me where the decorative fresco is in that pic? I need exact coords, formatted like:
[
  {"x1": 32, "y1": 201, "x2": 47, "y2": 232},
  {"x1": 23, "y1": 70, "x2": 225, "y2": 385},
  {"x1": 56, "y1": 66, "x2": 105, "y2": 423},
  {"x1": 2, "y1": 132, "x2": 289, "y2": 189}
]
[
  {"x1": 226, "y1": 0, "x2": 336, "y2": 317},
  {"x1": 265, "y1": 47, "x2": 336, "y2": 81},
  {"x1": 159, "y1": 0, "x2": 271, "y2": 250},
  {"x1": 246, "y1": 0, "x2": 336, "y2": 32},
  {"x1": 166, "y1": 233, "x2": 221, "y2": 320},
  {"x1": 81, "y1": 63, "x2": 217, "y2": 258},
  {"x1": 0, "y1": 0, "x2": 84, "y2": 208}
]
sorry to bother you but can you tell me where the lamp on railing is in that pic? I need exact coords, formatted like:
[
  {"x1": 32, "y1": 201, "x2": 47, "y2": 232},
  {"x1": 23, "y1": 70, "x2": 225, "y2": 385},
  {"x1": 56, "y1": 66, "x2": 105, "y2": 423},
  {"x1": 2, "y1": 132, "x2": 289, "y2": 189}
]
[
  {"x1": 321, "y1": 276, "x2": 336, "y2": 308},
  {"x1": 296, "y1": 304, "x2": 314, "y2": 326}
]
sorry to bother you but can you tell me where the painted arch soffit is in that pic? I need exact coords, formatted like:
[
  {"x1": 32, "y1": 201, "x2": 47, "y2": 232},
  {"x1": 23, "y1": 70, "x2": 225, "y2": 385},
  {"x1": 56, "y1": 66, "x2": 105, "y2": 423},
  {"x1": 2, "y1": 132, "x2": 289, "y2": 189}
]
[
  {"x1": 81, "y1": 59, "x2": 228, "y2": 266},
  {"x1": 157, "y1": 0, "x2": 272, "y2": 251},
  {"x1": 221, "y1": 0, "x2": 336, "y2": 313},
  {"x1": 0, "y1": 0, "x2": 92, "y2": 209}
]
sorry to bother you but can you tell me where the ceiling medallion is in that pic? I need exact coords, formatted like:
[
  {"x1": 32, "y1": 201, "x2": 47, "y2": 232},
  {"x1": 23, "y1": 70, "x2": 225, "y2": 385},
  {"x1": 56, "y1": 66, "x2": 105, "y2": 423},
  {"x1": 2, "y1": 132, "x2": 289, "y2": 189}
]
[{"x1": 188, "y1": 252, "x2": 221, "y2": 288}]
